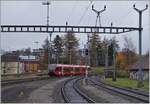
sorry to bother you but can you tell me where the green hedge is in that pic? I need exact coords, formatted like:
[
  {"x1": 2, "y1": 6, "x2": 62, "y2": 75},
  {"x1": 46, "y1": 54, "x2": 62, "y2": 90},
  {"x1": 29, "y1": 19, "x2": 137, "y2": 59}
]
[
  {"x1": 116, "y1": 70, "x2": 129, "y2": 78},
  {"x1": 92, "y1": 67, "x2": 104, "y2": 75}
]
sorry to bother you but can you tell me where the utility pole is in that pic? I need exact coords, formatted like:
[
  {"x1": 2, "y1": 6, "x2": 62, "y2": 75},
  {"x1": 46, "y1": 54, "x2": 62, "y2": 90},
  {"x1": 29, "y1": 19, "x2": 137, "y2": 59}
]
[
  {"x1": 104, "y1": 41, "x2": 110, "y2": 79},
  {"x1": 49, "y1": 32, "x2": 52, "y2": 64},
  {"x1": 133, "y1": 4, "x2": 148, "y2": 87},
  {"x1": 104, "y1": 22, "x2": 113, "y2": 79},
  {"x1": 69, "y1": 49, "x2": 71, "y2": 64},
  {"x1": 112, "y1": 44, "x2": 116, "y2": 81},
  {"x1": 68, "y1": 40, "x2": 73, "y2": 64},
  {"x1": 92, "y1": 5, "x2": 106, "y2": 27}
]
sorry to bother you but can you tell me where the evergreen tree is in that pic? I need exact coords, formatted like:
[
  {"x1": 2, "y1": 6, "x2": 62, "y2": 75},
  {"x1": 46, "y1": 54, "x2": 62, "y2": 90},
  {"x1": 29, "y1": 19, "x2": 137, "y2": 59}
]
[
  {"x1": 63, "y1": 31, "x2": 79, "y2": 64},
  {"x1": 108, "y1": 37, "x2": 119, "y2": 66},
  {"x1": 97, "y1": 37, "x2": 109, "y2": 66},
  {"x1": 42, "y1": 37, "x2": 50, "y2": 70},
  {"x1": 53, "y1": 35, "x2": 63, "y2": 63},
  {"x1": 89, "y1": 33, "x2": 101, "y2": 67}
]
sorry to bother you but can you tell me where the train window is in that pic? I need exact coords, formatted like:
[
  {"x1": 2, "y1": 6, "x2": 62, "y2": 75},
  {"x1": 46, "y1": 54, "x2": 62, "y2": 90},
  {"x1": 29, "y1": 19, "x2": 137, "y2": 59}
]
[
  {"x1": 63, "y1": 67, "x2": 73, "y2": 72},
  {"x1": 75, "y1": 68, "x2": 80, "y2": 72},
  {"x1": 56, "y1": 67, "x2": 61, "y2": 71}
]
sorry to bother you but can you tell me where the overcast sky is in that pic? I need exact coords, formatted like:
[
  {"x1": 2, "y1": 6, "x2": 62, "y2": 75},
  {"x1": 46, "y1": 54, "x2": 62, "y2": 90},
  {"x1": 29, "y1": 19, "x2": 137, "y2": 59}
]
[{"x1": 1, "y1": 0, "x2": 149, "y2": 54}]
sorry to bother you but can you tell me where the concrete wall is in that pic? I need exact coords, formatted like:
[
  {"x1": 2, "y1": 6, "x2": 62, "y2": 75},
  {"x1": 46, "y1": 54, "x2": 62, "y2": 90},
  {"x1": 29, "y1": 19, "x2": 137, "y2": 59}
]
[
  {"x1": 1, "y1": 62, "x2": 24, "y2": 74},
  {"x1": 24, "y1": 63, "x2": 39, "y2": 72}
]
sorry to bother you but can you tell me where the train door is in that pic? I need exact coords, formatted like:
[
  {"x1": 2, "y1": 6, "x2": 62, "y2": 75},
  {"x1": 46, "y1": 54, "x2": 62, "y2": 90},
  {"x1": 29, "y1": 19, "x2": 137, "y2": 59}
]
[{"x1": 81, "y1": 67, "x2": 86, "y2": 75}]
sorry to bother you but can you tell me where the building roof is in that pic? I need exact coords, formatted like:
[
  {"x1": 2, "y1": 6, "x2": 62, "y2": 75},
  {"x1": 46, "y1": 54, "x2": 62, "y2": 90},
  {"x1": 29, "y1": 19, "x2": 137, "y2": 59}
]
[
  {"x1": 1, "y1": 55, "x2": 19, "y2": 62},
  {"x1": 129, "y1": 54, "x2": 149, "y2": 70},
  {"x1": 19, "y1": 55, "x2": 39, "y2": 62},
  {"x1": 1, "y1": 54, "x2": 38, "y2": 62},
  {"x1": 19, "y1": 55, "x2": 36, "y2": 60}
]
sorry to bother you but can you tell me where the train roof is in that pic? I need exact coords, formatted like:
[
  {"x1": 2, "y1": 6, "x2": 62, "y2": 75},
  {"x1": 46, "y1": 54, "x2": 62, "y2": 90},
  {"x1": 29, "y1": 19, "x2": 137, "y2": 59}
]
[{"x1": 48, "y1": 64, "x2": 90, "y2": 72}]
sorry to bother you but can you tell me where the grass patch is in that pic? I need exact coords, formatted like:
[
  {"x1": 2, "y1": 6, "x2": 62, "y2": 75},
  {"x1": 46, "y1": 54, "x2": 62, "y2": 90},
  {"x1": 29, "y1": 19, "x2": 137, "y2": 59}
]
[
  {"x1": 104, "y1": 78, "x2": 149, "y2": 91},
  {"x1": 92, "y1": 67, "x2": 104, "y2": 75},
  {"x1": 143, "y1": 80, "x2": 149, "y2": 91}
]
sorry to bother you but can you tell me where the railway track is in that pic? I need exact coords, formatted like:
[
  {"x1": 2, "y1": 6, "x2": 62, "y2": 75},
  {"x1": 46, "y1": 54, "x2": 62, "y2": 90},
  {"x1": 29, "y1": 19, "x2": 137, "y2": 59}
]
[
  {"x1": 61, "y1": 77, "x2": 95, "y2": 103},
  {"x1": 1, "y1": 76, "x2": 50, "y2": 86},
  {"x1": 88, "y1": 76, "x2": 149, "y2": 103}
]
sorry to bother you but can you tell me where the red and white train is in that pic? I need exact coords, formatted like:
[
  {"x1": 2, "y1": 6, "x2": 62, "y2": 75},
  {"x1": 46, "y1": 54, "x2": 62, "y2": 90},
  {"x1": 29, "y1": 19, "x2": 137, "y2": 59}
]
[{"x1": 48, "y1": 64, "x2": 90, "y2": 76}]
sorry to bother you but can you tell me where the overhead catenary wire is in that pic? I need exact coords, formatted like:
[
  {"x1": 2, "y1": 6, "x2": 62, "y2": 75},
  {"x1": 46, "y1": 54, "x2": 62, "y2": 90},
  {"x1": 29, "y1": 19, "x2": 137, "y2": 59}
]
[
  {"x1": 113, "y1": 9, "x2": 134, "y2": 26},
  {"x1": 66, "y1": 1, "x2": 78, "y2": 25},
  {"x1": 113, "y1": 1, "x2": 142, "y2": 26},
  {"x1": 77, "y1": 1, "x2": 93, "y2": 26},
  {"x1": 50, "y1": 0, "x2": 53, "y2": 25}
]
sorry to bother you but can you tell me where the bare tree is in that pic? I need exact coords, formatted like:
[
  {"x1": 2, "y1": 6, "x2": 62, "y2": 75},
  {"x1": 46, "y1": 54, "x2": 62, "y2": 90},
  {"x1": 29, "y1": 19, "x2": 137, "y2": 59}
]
[
  {"x1": 123, "y1": 36, "x2": 138, "y2": 66},
  {"x1": 42, "y1": 37, "x2": 50, "y2": 70},
  {"x1": 124, "y1": 36, "x2": 136, "y2": 52}
]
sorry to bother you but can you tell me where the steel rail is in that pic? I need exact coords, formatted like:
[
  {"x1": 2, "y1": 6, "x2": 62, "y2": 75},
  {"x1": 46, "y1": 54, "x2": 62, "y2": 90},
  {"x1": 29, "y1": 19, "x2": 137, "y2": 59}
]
[
  {"x1": 73, "y1": 78, "x2": 96, "y2": 103},
  {"x1": 1, "y1": 76, "x2": 50, "y2": 86},
  {"x1": 91, "y1": 75, "x2": 149, "y2": 97},
  {"x1": 88, "y1": 78, "x2": 149, "y2": 103},
  {"x1": 61, "y1": 78, "x2": 73, "y2": 103},
  {"x1": 94, "y1": 77, "x2": 149, "y2": 97},
  {"x1": 61, "y1": 77, "x2": 95, "y2": 103}
]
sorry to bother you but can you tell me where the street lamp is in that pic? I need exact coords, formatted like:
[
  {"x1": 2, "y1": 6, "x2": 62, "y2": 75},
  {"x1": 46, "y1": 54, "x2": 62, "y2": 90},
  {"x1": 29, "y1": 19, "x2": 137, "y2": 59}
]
[
  {"x1": 42, "y1": 0, "x2": 52, "y2": 65},
  {"x1": 42, "y1": 1, "x2": 50, "y2": 26}
]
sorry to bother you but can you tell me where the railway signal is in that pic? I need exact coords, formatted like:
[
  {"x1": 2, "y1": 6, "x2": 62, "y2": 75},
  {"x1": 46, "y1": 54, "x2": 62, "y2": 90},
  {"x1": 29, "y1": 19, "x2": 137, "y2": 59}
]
[{"x1": 85, "y1": 49, "x2": 89, "y2": 56}]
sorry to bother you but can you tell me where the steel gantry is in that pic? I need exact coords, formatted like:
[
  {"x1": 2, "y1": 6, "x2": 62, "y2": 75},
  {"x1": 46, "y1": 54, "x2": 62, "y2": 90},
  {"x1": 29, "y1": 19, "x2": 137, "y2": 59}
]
[
  {"x1": 0, "y1": 4, "x2": 148, "y2": 88},
  {"x1": 0, "y1": 25, "x2": 141, "y2": 34}
]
